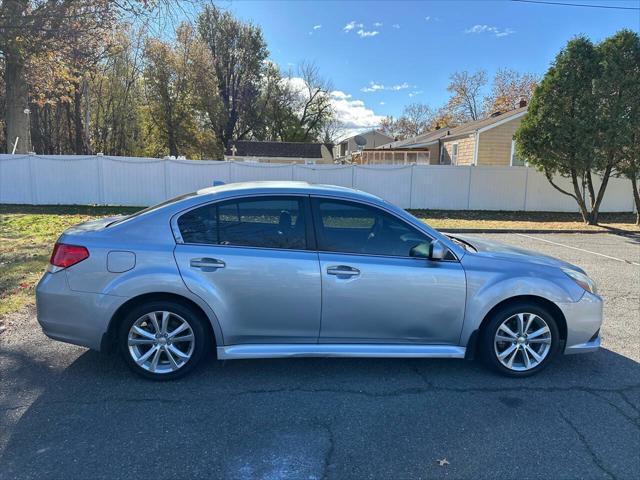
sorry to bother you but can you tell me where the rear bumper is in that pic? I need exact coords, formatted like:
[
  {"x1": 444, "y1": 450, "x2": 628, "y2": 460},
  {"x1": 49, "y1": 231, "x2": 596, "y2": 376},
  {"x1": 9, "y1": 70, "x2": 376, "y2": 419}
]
[
  {"x1": 36, "y1": 271, "x2": 123, "y2": 351},
  {"x1": 558, "y1": 292, "x2": 603, "y2": 355}
]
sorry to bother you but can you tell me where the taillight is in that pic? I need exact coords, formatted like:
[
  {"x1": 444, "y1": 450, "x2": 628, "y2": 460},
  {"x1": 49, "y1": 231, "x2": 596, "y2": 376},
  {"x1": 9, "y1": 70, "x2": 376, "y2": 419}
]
[{"x1": 49, "y1": 243, "x2": 89, "y2": 270}]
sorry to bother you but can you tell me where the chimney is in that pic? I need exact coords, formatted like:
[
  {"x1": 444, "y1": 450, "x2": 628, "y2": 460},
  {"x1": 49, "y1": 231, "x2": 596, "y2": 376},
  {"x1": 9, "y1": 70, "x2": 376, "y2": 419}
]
[{"x1": 518, "y1": 98, "x2": 527, "y2": 108}]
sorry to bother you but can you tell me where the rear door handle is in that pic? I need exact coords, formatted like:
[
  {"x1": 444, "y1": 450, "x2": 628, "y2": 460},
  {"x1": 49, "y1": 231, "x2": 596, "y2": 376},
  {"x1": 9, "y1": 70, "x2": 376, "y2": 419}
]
[
  {"x1": 190, "y1": 258, "x2": 226, "y2": 270},
  {"x1": 327, "y1": 265, "x2": 360, "y2": 277}
]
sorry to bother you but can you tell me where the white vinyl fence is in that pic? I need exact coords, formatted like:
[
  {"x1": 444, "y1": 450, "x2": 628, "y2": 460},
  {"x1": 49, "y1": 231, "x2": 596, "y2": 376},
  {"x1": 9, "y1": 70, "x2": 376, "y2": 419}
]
[{"x1": 0, "y1": 154, "x2": 636, "y2": 212}]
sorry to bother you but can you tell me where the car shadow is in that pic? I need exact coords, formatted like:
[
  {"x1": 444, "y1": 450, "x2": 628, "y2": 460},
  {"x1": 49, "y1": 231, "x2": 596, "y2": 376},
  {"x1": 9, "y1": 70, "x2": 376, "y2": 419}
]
[{"x1": 2, "y1": 348, "x2": 639, "y2": 479}]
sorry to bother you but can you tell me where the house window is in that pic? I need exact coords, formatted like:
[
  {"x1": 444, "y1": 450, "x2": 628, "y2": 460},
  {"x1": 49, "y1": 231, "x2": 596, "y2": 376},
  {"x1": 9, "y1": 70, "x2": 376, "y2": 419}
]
[
  {"x1": 451, "y1": 143, "x2": 459, "y2": 165},
  {"x1": 417, "y1": 151, "x2": 430, "y2": 164},
  {"x1": 511, "y1": 139, "x2": 525, "y2": 166}
]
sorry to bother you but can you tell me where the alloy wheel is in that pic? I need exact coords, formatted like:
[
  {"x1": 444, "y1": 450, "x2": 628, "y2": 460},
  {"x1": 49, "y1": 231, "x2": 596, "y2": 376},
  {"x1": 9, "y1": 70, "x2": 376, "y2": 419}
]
[
  {"x1": 494, "y1": 312, "x2": 552, "y2": 372},
  {"x1": 127, "y1": 311, "x2": 195, "y2": 374}
]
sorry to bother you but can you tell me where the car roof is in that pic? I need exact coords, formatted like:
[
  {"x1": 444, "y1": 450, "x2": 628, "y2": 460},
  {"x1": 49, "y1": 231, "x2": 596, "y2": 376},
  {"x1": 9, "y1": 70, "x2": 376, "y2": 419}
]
[{"x1": 195, "y1": 181, "x2": 384, "y2": 203}]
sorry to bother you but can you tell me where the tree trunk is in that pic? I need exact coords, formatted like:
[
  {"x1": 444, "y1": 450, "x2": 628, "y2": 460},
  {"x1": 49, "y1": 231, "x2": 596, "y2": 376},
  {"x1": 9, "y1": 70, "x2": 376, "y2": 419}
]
[
  {"x1": 83, "y1": 77, "x2": 91, "y2": 154},
  {"x1": 590, "y1": 164, "x2": 613, "y2": 226},
  {"x1": 570, "y1": 171, "x2": 592, "y2": 224},
  {"x1": 585, "y1": 171, "x2": 597, "y2": 210},
  {"x1": 30, "y1": 104, "x2": 42, "y2": 154},
  {"x1": 631, "y1": 175, "x2": 640, "y2": 226},
  {"x1": 167, "y1": 121, "x2": 178, "y2": 158},
  {"x1": 73, "y1": 83, "x2": 85, "y2": 154},
  {"x1": 5, "y1": 53, "x2": 31, "y2": 153}
]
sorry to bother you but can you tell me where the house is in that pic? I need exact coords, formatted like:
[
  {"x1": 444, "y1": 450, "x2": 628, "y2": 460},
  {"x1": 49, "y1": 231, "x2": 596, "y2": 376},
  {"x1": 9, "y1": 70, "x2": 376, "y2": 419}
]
[
  {"x1": 225, "y1": 140, "x2": 334, "y2": 164},
  {"x1": 366, "y1": 102, "x2": 528, "y2": 166},
  {"x1": 334, "y1": 130, "x2": 394, "y2": 161}
]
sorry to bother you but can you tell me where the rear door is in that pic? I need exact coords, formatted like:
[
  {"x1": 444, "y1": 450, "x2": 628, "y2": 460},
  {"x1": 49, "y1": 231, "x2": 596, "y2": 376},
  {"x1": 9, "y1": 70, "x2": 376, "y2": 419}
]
[
  {"x1": 312, "y1": 197, "x2": 466, "y2": 345},
  {"x1": 173, "y1": 195, "x2": 321, "y2": 345}
]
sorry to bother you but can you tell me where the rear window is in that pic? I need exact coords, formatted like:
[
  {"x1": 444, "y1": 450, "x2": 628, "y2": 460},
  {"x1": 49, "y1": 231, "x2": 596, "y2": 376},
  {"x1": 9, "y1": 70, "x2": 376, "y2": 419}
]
[
  {"x1": 109, "y1": 192, "x2": 198, "y2": 226},
  {"x1": 177, "y1": 196, "x2": 307, "y2": 250}
]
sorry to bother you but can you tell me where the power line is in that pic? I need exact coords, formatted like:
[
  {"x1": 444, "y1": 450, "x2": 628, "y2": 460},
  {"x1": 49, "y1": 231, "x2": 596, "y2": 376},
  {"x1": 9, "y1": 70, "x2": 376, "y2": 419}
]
[{"x1": 511, "y1": 0, "x2": 640, "y2": 10}]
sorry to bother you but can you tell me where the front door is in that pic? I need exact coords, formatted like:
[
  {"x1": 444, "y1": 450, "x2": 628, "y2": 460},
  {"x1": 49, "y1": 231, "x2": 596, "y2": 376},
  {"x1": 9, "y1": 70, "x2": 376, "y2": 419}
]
[
  {"x1": 312, "y1": 198, "x2": 466, "y2": 344},
  {"x1": 173, "y1": 195, "x2": 321, "y2": 345}
]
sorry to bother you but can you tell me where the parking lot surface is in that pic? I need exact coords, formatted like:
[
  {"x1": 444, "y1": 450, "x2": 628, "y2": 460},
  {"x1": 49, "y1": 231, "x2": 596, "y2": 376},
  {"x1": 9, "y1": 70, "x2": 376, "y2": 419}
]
[{"x1": 1, "y1": 232, "x2": 639, "y2": 480}]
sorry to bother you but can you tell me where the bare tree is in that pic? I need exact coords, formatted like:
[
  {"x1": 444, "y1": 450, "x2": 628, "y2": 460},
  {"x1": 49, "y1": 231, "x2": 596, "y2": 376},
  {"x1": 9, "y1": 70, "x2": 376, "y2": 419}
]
[
  {"x1": 445, "y1": 70, "x2": 487, "y2": 122},
  {"x1": 197, "y1": 5, "x2": 268, "y2": 152},
  {"x1": 378, "y1": 103, "x2": 434, "y2": 140},
  {"x1": 288, "y1": 62, "x2": 334, "y2": 141},
  {"x1": 483, "y1": 68, "x2": 537, "y2": 115}
]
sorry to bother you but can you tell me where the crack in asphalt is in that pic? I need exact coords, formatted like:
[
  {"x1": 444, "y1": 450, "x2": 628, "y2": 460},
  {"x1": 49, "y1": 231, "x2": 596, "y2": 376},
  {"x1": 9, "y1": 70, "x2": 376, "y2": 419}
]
[
  {"x1": 1, "y1": 384, "x2": 640, "y2": 415},
  {"x1": 316, "y1": 420, "x2": 336, "y2": 480},
  {"x1": 618, "y1": 390, "x2": 640, "y2": 417},
  {"x1": 587, "y1": 390, "x2": 640, "y2": 428},
  {"x1": 558, "y1": 410, "x2": 617, "y2": 480}
]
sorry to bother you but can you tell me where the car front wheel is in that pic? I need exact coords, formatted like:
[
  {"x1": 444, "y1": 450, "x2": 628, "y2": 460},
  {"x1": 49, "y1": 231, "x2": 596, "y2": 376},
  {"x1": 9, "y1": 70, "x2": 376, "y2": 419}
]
[
  {"x1": 481, "y1": 303, "x2": 561, "y2": 377},
  {"x1": 118, "y1": 301, "x2": 209, "y2": 380}
]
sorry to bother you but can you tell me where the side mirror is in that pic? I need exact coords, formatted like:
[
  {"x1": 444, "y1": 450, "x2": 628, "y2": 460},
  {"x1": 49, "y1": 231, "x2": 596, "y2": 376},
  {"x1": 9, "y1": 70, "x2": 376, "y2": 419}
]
[
  {"x1": 429, "y1": 240, "x2": 447, "y2": 260},
  {"x1": 409, "y1": 240, "x2": 447, "y2": 261}
]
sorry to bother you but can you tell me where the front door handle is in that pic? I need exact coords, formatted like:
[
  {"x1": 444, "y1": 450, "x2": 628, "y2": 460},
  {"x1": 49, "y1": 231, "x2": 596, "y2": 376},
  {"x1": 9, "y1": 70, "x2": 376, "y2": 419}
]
[
  {"x1": 327, "y1": 265, "x2": 360, "y2": 277},
  {"x1": 190, "y1": 258, "x2": 226, "y2": 270}
]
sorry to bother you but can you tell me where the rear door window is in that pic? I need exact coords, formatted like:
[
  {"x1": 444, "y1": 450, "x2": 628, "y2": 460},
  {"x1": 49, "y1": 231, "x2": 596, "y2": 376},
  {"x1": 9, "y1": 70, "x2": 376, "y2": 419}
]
[{"x1": 177, "y1": 196, "x2": 308, "y2": 250}]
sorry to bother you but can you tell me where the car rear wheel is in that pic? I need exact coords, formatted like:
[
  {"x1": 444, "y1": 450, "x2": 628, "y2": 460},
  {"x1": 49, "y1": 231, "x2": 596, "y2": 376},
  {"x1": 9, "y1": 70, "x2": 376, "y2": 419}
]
[
  {"x1": 118, "y1": 301, "x2": 209, "y2": 380},
  {"x1": 481, "y1": 303, "x2": 561, "y2": 377}
]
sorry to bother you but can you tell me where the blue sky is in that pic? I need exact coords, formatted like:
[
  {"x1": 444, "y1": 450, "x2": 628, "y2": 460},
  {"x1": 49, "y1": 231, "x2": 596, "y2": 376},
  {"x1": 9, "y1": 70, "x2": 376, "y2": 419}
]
[{"x1": 217, "y1": 0, "x2": 639, "y2": 130}]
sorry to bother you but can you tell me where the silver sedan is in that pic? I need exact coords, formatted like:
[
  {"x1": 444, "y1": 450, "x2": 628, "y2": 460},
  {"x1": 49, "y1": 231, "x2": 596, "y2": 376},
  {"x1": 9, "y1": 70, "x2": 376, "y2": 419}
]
[{"x1": 36, "y1": 182, "x2": 603, "y2": 379}]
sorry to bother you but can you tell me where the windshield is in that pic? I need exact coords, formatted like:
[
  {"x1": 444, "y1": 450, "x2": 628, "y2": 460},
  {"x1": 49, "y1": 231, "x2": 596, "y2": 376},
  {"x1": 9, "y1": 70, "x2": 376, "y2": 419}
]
[{"x1": 108, "y1": 192, "x2": 198, "y2": 227}]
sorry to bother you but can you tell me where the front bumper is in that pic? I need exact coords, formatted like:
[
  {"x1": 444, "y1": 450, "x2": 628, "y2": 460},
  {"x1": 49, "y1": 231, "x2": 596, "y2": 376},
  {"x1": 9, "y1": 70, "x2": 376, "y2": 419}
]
[
  {"x1": 557, "y1": 291, "x2": 603, "y2": 355},
  {"x1": 36, "y1": 271, "x2": 123, "y2": 351}
]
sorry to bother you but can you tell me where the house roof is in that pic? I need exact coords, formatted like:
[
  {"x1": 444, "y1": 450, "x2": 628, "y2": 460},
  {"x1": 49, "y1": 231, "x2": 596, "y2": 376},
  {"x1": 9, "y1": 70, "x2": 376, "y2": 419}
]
[
  {"x1": 377, "y1": 106, "x2": 528, "y2": 150},
  {"x1": 337, "y1": 129, "x2": 394, "y2": 144},
  {"x1": 229, "y1": 141, "x2": 333, "y2": 159}
]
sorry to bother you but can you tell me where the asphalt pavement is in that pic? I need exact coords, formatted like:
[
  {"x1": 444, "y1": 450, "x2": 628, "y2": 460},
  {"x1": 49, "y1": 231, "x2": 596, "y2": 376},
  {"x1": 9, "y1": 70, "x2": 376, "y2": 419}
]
[{"x1": 1, "y1": 232, "x2": 639, "y2": 480}]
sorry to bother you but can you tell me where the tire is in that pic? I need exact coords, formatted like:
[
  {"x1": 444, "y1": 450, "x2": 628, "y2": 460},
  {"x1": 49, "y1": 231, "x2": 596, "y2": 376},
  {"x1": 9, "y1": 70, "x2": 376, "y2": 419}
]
[
  {"x1": 118, "y1": 300, "x2": 210, "y2": 380},
  {"x1": 480, "y1": 302, "x2": 561, "y2": 377}
]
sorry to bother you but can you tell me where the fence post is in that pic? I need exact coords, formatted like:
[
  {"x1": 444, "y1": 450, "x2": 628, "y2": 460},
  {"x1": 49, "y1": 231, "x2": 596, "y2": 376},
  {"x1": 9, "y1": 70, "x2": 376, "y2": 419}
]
[
  {"x1": 97, "y1": 155, "x2": 105, "y2": 205},
  {"x1": 523, "y1": 167, "x2": 529, "y2": 211},
  {"x1": 28, "y1": 154, "x2": 37, "y2": 205},
  {"x1": 466, "y1": 167, "x2": 472, "y2": 210},
  {"x1": 163, "y1": 158, "x2": 169, "y2": 199},
  {"x1": 408, "y1": 164, "x2": 414, "y2": 209}
]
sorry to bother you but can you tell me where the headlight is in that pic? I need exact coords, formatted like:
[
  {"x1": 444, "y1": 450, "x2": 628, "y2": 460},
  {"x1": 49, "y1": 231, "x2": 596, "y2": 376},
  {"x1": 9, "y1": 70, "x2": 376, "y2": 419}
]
[{"x1": 562, "y1": 268, "x2": 597, "y2": 294}]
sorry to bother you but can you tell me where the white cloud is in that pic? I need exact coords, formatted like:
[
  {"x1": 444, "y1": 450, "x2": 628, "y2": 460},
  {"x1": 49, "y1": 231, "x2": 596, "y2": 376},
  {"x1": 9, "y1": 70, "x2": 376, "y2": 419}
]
[
  {"x1": 465, "y1": 24, "x2": 515, "y2": 37},
  {"x1": 373, "y1": 22, "x2": 383, "y2": 27},
  {"x1": 379, "y1": 101, "x2": 385, "y2": 105},
  {"x1": 332, "y1": 90, "x2": 352, "y2": 100},
  {"x1": 313, "y1": 24, "x2": 322, "y2": 30},
  {"x1": 425, "y1": 16, "x2": 431, "y2": 21},
  {"x1": 361, "y1": 82, "x2": 384, "y2": 93},
  {"x1": 408, "y1": 90, "x2": 423, "y2": 97},
  {"x1": 343, "y1": 21, "x2": 363, "y2": 32},
  {"x1": 361, "y1": 81, "x2": 411, "y2": 93},
  {"x1": 331, "y1": 90, "x2": 385, "y2": 130},
  {"x1": 390, "y1": 82, "x2": 409, "y2": 91},
  {"x1": 392, "y1": 24, "x2": 400, "y2": 29},
  {"x1": 357, "y1": 29, "x2": 379, "y2": 38},
  {"x1": 277, "y1": 80, "x2": 383, "y2": 133}
]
